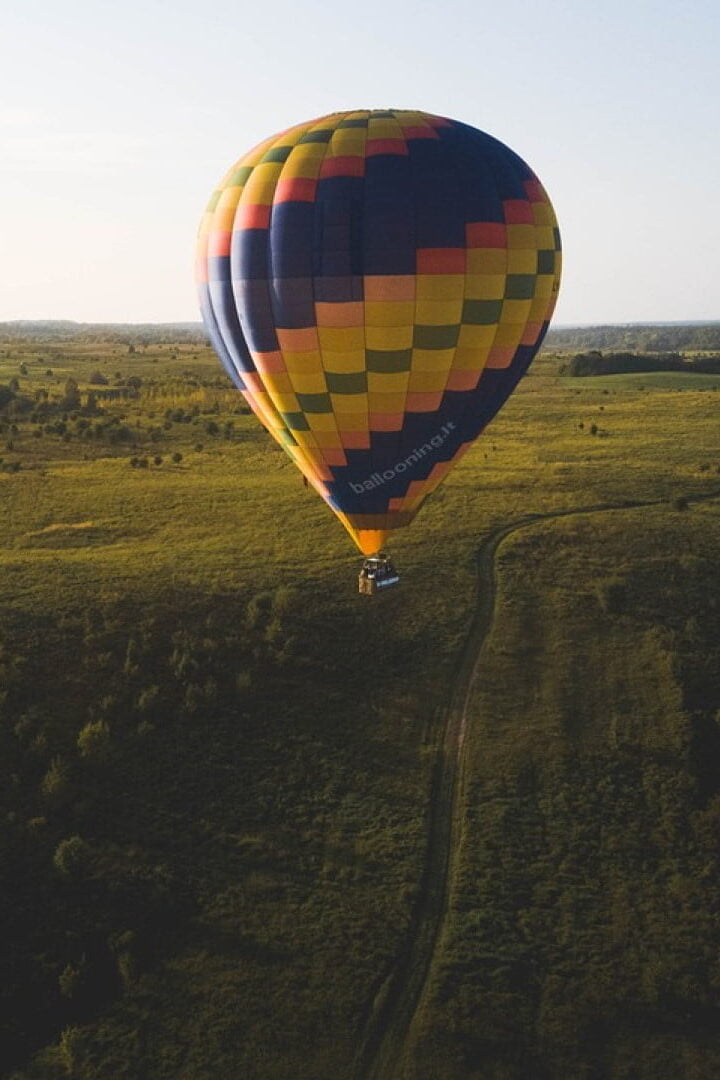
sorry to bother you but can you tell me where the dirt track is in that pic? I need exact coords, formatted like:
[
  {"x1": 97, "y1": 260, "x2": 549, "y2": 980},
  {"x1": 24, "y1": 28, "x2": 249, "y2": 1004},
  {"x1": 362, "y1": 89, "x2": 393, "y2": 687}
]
[{"x1": 353, "y1": 491, "x2": 719, "y2": 1080}]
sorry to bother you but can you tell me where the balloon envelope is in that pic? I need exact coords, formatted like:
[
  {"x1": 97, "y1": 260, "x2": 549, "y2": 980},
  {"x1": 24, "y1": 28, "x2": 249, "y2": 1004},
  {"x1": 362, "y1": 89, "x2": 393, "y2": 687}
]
[{"x1": 196, "y1": 109, "x2": 561, "y2": 554}]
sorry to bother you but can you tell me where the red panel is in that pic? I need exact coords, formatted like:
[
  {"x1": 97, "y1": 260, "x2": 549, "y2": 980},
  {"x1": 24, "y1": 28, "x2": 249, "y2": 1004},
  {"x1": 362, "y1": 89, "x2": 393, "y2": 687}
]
[
  {"x1": 446, "y1": 368, "x2": 481, "y2": 391},
  {"x1": 405, "y1": 391, "x2": 443, "y2": 411},
  {"x1": 369, "y1": 412, "x2": 404, "y2": 431},
  {"x1": 340, "y1": 431, "x2": 371, "y2": 450},
  {"x1": 401, "y1": 125, "x2": 439, "y2": 140},
  {"x1": 273, "y1": 177, "x2": 317, "y2": 203},
  {"x1": 503, "y1": 199, "x2": 535, "y2": 224},
  {"x1": 207, "y1": 231, "x2": 232, "y2": 257},
  {"x1": 523, "y1": 178, "x2": 544, "y2": 201},
  {"x1": 234, "y1": 203, "x2": 271, "y2": 229},
  {"x1": 416, "y1": 248, "x2": 466, "y2": 274},
  {"x1": 466, "y1": 222, "x2": 507, "y2": 248},
  {"x1": 320, "y1": 156, "x2": 365, "y2": 178},
  {"x1": 366, "y1": 139, "x2": 408, "y2": 156}
]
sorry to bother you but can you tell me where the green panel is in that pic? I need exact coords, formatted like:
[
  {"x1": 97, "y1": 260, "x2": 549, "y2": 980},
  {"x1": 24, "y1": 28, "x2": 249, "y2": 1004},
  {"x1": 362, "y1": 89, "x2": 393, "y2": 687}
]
[
  {"x1": 504, "y1": 275, "x2": 536, "y2": 300},
  {"x1": 338, "y1": 118, "x2": 368, "y2": 128},
  {"x1": 366, "y1": 349, "x2": 413, "y2": 373},
  {"x1": 461, "y1": 300, "x2": 503, "y2": 325},
  {"x1": 325, "y1": 371, "x2": 368, "y2": 394},
  {"x1": 296, "y1": 392, "x2": 332, "y2": 413},
  {"x1": 412, "y1": 325, "x2": 459, "y2": 350},
  {"x1": 298, "y1": 129, "x2": 333, "y2": 144},
  {"x1": 553, "y1": 226, "x2": 562, "y2": 251},
  {"x1": 228, "y1": 166, "x2": 253, "y2": 186},
  {"x1": 261, "y1": 146, "x2": 292, "y2": 164},
  {"x1": 536, "y1": 250, "x2": 556, "y2": 274},
  {"x1": 281, "y1": 411, "x2": 311, "y2": 431},
  {"x1": 206, "y1": 191, "x2": 221, "y2": 212}
]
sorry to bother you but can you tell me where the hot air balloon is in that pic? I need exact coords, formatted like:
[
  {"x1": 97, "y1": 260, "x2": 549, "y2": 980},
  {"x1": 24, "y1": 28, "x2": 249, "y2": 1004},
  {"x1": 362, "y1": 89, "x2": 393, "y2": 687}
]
[{"x1": 196, "y1": 109, "x2": 561, "y2": 590}]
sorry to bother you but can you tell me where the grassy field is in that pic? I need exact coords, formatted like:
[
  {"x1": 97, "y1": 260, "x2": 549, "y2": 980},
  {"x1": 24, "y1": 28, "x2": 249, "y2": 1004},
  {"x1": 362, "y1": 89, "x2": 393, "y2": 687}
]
[{"x1": 1, "y1": 337, "x2": 718, "y2": 1078}]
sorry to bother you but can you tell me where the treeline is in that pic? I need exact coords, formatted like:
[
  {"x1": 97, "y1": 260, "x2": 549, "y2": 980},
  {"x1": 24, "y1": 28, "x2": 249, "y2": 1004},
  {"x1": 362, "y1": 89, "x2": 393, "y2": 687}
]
[
  {"x1": 563, "y1": 351, "x2": 720, "y2": 377},
  {"x1": 546, "y1": 323, "x2": 720, "y2": 353},
  {"x1": 0, "y1": 322, "x2": 208, "y2": 346}
]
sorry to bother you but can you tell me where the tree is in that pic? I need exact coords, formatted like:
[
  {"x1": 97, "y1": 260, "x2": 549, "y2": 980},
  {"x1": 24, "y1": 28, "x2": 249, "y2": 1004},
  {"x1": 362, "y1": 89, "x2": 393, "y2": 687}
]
[
  {"x1": 62, "y1": 377, "x2": 81, "y2": 410},
  {"x1": 171, "y1": 451, "x2": 183, "y2": 464}
]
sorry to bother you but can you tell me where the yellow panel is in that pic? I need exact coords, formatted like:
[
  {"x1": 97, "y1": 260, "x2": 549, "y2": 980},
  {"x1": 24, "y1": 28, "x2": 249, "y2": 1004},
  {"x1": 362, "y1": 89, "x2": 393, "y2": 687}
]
[
  {"x1": 529, "y1": 296, "x2": 554, "y2": 321},
  {"x1": 321, "y1": 349, "x2": 366, "y2": 374},
  {"x1": 329, "y1": 133, "x2": 367, "y2": 155},
  {"x1": 291, "y1": 430, "x2": 319, "y2": 449},
  {"x1": 534, "y1": 275, "x2": 556, "y2": 299},
  {"x1": 411, "y1": 347, "x2": 455, "y2": 370},
  {"x1": 365, "y1": 301, "x2": 415, "y2": 326},
  {"x1": 367, "y1": 119, "x2": 404, "y2": 138},
  {"x1": 412, "y1": 349, "x2": 455, "y2": 372},
  {"x1": 534, "y1": 226, "x2": 556, "y2": 249},
  {"x1": 367, "y1": 391, "x2": 407, "y2": 412},
  {"x1": 330, "y1": 392, "x2": 368, "y2": 413},
  {"x1": 283, "y1": 350, "x2": 325, "y2": 374},
  {"x1": 368, "y1": 371, "x2": 410, "y2": 393},
  {"x1": 414, "y1": 299, "x2": 463, "y2": 325},
  {"x1": 457, "y1": 324, "x2": 497, "y2": 348},
  {"x1": 308, "y1": 413, "x2": 339, "y2": 431},
  {"x1": 269, "y1": 391, "x2": 300, "y2": 412},
  {"x1": 281, "y1": 145, "x2": 328, "y2": 179},
  {"x1": 365, "y1": 325, "x2": 413, "y2": 350},
  {"x1": 288, "y1": 371, "x2": 328, "y2": 394},
  {"x1": 217, "y1": 186, "x2": 244, "y2": 210},
  {"x1": 313, "y1": 430, "x2": 343, "y2": 448},
  {"x1": 465, "y1": 274, "x2": 505, "y2": 300},
  {"x1": 245, "y1": 159, "x2": 284, "y2": 190},
  {"x1": 318, "y1": 327, "x2": 365, "y2": 351},
  {"x1": 408, "y1": 370, "x2": 449, "y2": 392},
  {"x1": 263, "y1": 373, "x2": 294, "y2": 394},
  {"x1": 415, "y1": 274, "x2": 465, "y2": 300},
  {"x1": 453, "y1": 347, "x2": 491, "y2": 371},
  {"x1": 500, "y1": 299, "x2": 533, "y2": 324},
  {"x1": 506, "y1": 224, "x2": 537, "y2": 250},
  {"x1": 493, "y1": 323, "x2": 524, "y2": 346},
  {"x1": 532, "y1": 204, "x2": 556, "y2": 226},
  {"x1": 507, "y1": 249, "x2": 537, "y2": 274},
  {"x1": 467, "y1": 249, "x2": 507, "y2": 274},
  {"x1": 334, "y1": 410, "x2": 369, "y2": 430}
]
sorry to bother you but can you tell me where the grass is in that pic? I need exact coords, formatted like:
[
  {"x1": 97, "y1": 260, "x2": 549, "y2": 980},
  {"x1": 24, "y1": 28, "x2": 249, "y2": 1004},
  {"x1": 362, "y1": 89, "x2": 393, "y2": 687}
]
[{"x1": 1, "y1": 339, "x2": 719, "y2": 1079}]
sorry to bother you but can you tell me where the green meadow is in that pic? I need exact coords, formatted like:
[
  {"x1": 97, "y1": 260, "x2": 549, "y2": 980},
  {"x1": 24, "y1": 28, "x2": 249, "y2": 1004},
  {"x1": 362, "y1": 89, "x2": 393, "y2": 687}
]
[{"x1": 1, "y1": 336, "x2": 718, "y2": 1078}]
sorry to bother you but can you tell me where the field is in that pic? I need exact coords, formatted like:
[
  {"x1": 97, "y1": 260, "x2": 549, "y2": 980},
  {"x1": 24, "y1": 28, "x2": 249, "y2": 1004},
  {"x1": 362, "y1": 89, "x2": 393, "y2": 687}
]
[{"x1": 1, "y1": 336, "x2": 719, "y2": 1079}]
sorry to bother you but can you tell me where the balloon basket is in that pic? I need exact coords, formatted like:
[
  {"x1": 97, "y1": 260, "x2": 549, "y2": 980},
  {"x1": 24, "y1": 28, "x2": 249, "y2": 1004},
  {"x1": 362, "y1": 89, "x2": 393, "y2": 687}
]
[{"x1": 358, "y1": 553, "x2": 400, "y2": 596}]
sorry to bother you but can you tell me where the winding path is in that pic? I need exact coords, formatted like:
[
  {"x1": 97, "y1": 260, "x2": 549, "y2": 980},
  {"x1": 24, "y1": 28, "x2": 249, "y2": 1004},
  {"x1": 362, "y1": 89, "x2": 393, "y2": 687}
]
[{"x1": 353, "y1": 491, "x2": 719, "y2": 1080}]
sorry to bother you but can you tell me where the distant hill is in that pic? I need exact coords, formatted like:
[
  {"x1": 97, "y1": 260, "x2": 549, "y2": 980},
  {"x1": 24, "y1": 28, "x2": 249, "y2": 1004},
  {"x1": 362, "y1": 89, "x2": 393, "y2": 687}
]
[{"x1": 546, "y1": 322, "x2": 720, "y2": 352}]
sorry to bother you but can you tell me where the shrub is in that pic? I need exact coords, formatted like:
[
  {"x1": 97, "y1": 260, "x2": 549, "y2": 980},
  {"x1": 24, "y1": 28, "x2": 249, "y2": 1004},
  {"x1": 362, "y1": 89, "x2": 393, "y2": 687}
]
[{"x1": 53, "y1": 835, "x2": 92, "y2": 877}]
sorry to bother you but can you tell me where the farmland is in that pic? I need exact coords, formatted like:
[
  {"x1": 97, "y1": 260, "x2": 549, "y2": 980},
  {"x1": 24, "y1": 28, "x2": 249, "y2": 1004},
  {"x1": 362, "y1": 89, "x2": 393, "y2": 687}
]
[{"x1": 1, "y1": 332, "x2": 719, "y2": 1079}]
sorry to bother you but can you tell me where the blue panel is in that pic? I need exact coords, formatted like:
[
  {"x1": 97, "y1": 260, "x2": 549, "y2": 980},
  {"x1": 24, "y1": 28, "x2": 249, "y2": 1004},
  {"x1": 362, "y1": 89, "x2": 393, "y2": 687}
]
[
  {"x1": 407, "y1": 139, "x2": 465, "y2": 248},
  {"x1": 270, "y1": 276, "x2": 316, "y2": 328},
  {"x1": 198, "y1": 283, "x2": 246, "y2": 389},
  {"x1": 363, "y1": 154, "x2": 415, "y2": 275},
  {"x1": 231, "y1": 229, "x2": 269, "y2": 280},
  {"x1": 269, "y1": 202, "x2": 316, "y2": 278},
  {"x1": 207, "y1": 279, "x2": 257, "y2": 374}
]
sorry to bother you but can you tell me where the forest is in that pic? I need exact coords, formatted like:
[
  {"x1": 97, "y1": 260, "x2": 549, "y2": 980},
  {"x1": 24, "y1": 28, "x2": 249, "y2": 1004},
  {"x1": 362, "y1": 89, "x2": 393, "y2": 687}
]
[{"x1": 1, "y1": 332, "x2": 719, "y2": 1079}]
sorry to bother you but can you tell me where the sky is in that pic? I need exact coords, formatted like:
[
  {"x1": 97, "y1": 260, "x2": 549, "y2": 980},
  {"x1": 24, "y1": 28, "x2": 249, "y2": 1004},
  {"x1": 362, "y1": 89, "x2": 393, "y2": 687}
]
[{"x1": 1, "y1": 0, "x2": 718, "y2": 326}]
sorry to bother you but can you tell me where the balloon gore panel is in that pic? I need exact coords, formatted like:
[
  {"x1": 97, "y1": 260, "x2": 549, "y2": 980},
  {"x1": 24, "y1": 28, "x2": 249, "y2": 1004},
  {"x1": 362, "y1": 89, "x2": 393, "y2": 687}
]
[{"x1": 196, "y1": 109, "x2": 561, "y2": 554}]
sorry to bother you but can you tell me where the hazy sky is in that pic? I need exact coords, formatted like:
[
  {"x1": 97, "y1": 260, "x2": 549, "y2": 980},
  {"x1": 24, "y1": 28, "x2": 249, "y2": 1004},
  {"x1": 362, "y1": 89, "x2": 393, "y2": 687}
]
[{"x1": 1, "y1": 0, "x2": 718, "y2": 325}]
